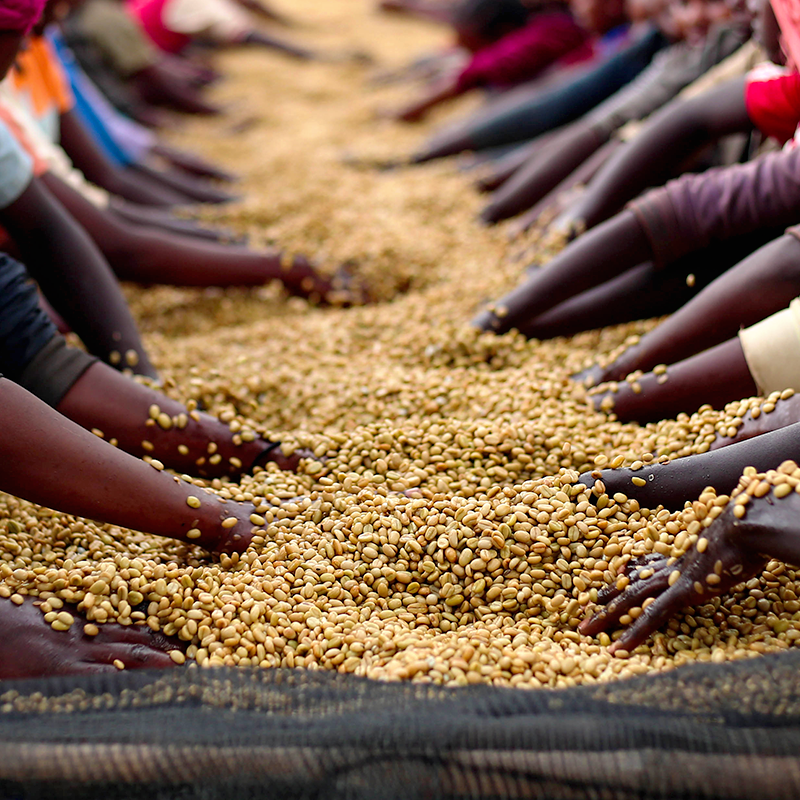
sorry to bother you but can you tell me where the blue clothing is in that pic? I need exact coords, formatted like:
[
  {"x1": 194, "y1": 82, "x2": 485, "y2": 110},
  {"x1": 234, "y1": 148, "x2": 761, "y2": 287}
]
[
  {"x1": 49, "y1": 29, "x2": 144, "y2": 166},
  {"x1": 464, "y1": 26, "x2": 668, "y2": 151}
]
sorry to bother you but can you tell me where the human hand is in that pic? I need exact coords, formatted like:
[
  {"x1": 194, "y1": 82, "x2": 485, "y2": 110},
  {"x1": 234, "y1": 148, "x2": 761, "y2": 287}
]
[
  {"x1": 0, "y1": 597, "x2": 181, "y2": 680},
  {"x1": 579, "y1": 500, "x2": 769, "y2": 653}
]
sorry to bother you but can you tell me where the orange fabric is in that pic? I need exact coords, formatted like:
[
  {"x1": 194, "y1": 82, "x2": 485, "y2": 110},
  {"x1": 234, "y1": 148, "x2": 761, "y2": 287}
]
[{"x1": 10, "y1": 36, "x2": 74, "y2": 121}]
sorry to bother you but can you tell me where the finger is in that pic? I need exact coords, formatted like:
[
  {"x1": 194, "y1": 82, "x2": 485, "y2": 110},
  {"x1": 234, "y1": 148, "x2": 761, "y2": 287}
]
[
  {"x1": 90, "y1": 623, "x2": 166, "y2": 646},
  {"x1": 88, "y1": 643, "x2": 177, "y2": 670},
  {"x1": 595, "y1": 554, "x2": 668, "y2": 604},
  {"x1": 608, "y1": 583, "x2": 689, "y2": 653},
  {"x1": 580, "y1": 569, "x2": 671, "y2": 636}
]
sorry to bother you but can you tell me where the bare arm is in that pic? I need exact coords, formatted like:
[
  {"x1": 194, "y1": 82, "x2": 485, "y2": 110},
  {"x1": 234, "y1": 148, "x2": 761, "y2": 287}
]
[
  {"x1": 57, "y1": 360, "x2": 303, "y2": 476},
  {"x1": 0, "y1": 176, "x2": 157, "y2": 378},
  {"x1": 480, "y1": 121, "x2": 606, "y2": 223},
  {"x1": 0, "y1": 378, "x2": 258, "y2": 552},
  {"x1": 558, "y1": 76, "x2": 751, "y2": 233},
  {"x1": 391, "y1": 73, "x2": 462, "y2": 122},
  {"x1": 473, "y1": 209, "x2": 651, "y2": 335},
  {"x1": 59, "y1": 109, "x2": 191, "y2": 206},
  {"x1": 580, "y1": 460, "x2": 800, "y2": 652},
  {"x1": 597, "y1": 234, "x2": 800, "y2": 384},
  {"x1": 590, "y1": 336, "x2": 757, "y2": 425}
]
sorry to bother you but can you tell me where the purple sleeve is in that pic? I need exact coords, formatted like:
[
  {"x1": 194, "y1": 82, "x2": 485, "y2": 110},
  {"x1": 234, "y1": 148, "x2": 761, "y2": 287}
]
[
  {"x1": 456, "y1": 12, "x2": 588, "y2": 91},
  {"x1": 628, "y1": 146, "x2": 800, "y2": 267}
]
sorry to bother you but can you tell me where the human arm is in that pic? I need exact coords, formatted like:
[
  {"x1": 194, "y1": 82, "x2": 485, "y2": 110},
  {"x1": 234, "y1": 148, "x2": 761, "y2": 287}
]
[
  {"x1": 579, "y1": 460, "x2": 800, "y2": 652},
  {"x1": 241, "y1": 29, "x2": 316, "y2": 59},
  {"x1": 391, "y1": 72, "x2": 462, "y2": 122},
  {"x1": 0, "y1": 377, "x2": 260, "y2": 553},
  {"x1": 411, "y1": 26, "x2": 668, "y2": 161},
  {"x1": 56, "y1": 361, "x2": 304, "y2": 476},
  {"x1": 59, "y1": 109, "x2": 191, "y2": 206},
  {"x1": 40, "y1": 172, "x2": 360, "y2": 304},
  {"x1": 556, "y1": 75, "x2": 751, "y2": 234},
  {"x1": 377, "y1": 0, "x2": 457, "y2": 24},
  {"x1": 589, "y1": 336, "x2": 758, "y2": 424},
  {"x1": 235, "y1": 0, "x2": 293, "y2": 24},
  {"x1": 472, "y1": 209, "x2": 651, "y2": 335},
  {"x1": 481, "y1": 39, "x2": 746, "y2": 224},
  {"x1": 595, "y1": 232, "x2": 800, "y2": 384},
  {"x1": 480, "y1": 120, "x2": 607, "y2": 222},
  {"x1": 0, "y1": 176, "x2": 157, "y2": 378},
  {"x1": 578, "y1": 422, "x2": 800, "y2": 510}
]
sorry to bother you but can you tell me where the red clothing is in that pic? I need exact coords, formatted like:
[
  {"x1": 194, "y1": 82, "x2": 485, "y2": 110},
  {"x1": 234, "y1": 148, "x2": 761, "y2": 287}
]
[
  {"x1": 127, "y1": 0, "x2": 190, "y2": 54},
  {"x1": 745, "y1": 66, "x2": 800, "y2": 144},
  {"x1": 455, "y1": 11, "x2": 589, "y2": 91}
]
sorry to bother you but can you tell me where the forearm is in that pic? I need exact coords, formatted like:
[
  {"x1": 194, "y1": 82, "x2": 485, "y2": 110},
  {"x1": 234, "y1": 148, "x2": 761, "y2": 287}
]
[
  {"x1": 567, "y1": 77, "x2": 751, "y2": 231},
  {"x1": 0, "y1": 379, "x2": 255, "y2": 552},
  {"x1": 41, "y1": 173, "x2": 312, "y2": 290},
  {"x1": 395, "y1": 75, "x2": 461, "y2": 122},
  {"x1": 480, "y1": 122, "x2": 606, "y2": 223},
  {"x1": 59, "y1": 111, "x2": 186, "y2": 206},
  {"x1": 600, "y1": 234, "x2": 800, "y2": 383},
  {"x1": 56, "y1": 361, "x2": 273, "y2": 478},
  {"x1": 130, "y1": 163, "x2": 234, "y2": 204},
  {"x1": 1, "y1": 178, "x2": 156, "y2": 379},
  {"x1": 580, "y1": 420, "x2": 800, "y2": 510},
  {"x1": 473, "y1": 210, "x2": 651, "y2": 335},
  {"x1": 593, "y1": 337, "x2": 757, "y2": 424},
  {"x1": 243, "y1": 30, "x2": 315, "y2": 60}
]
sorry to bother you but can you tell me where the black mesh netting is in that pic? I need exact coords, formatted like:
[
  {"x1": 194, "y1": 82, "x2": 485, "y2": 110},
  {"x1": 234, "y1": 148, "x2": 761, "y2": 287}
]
[{"x1": 2, "y1": 651, "x2": 800, "y2": 800}]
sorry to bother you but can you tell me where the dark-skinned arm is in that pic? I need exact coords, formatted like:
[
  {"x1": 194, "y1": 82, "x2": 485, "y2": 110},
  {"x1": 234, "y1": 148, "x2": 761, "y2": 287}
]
[
  {"x1": 473, "y1": 209, "x2": 651, "y2": 334},
  {"x1": 129, "y1": 162, "x2": 235, "y2": 204},
  {"x1": 377, "y1": 0, "x2": 456, "y2": 24},
  {"x1": 235, "y1": 0, "x2": 294, "y2": 24},
  {"x1": 507, "y1": 138, "x2": 622, "y2": 235},
  {"x1": 56, "y1": 360, "x2": 304, "y2": 477},
  {"x1": 0, "y1": 176, "x2": 157, "y2": 378},
  {"x1": 557, "y1": 76, "x2": 751, "y2": 234},
  {"x1": 480, "y1": 121, "x2": 608, "y2": 223},
  {"x1": 0, "y1": 378, "x2": 259, "y2": 553},
  {"x1": 595, "y1": 233, "x2": 800, "y2": 384},
  {"x1": 59, "y1": 109, "x2": 191, "y2": 206},
  {"x1": 589, "y1": 336, "x2": 757, "y2": 424},
  {"x1": 579, "y1": 461, "x2": 800, "y2": 652},
  {"x1": 578, "y1": 422, "x2": 800, "y2": 511},
  {"x1": 41, "y1": 172, "x2": 352, "y2": 302},
  {"x1": 242, "y1": 30, "x2": 316, "y2": 60},
  {"x1": 131, "y1": 62, "x2": 221, "y2": 115},
  {"x1": 391, "y1": 72, "x2": 462, "y2": 122}
]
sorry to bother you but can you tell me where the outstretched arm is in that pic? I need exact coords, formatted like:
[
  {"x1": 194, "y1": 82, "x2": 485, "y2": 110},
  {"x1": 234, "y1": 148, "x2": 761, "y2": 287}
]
[
  {"x1": 472, "y1": 209, "x2": 651, "y2": 334},
  {"x1": 57, "y1": 360, "x2": 304, "y2": 476},
  {"x1": 557, "y1": 76, "x2": 751, "y2": 234},
  {"x1": 0, "y1": 176, "x2": 157, "y2": 379},
  {"x1": 578, "y1": 422, "x2": 800, "y2": 510},
  {"x1": 390, "y1": 72, "x2": 462, "y2": 122},
  {"x1": 595, "y1": 233, "x2": 800, "y2": 384},
  {"x1": 480, "y1": 121, "x2": 607, "y2": 223},
  {"x1": 41, "y1": 172, "x2": 359, "y2": 304},
  {"x1": 0, "y1": 378, "x2": 260, "y2": 553},
  {"x1": 589, "y1": 336, "x2": 757, "y2": 424},
  {"x1": 59, "y1": 110, "x2": 191, "y2": 206}
]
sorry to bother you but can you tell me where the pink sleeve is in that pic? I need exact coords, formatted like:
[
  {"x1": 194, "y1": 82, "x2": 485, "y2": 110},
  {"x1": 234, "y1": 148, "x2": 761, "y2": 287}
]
[{"x1": 456, "y1": 12, "x2": 588, "y2": 91}]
